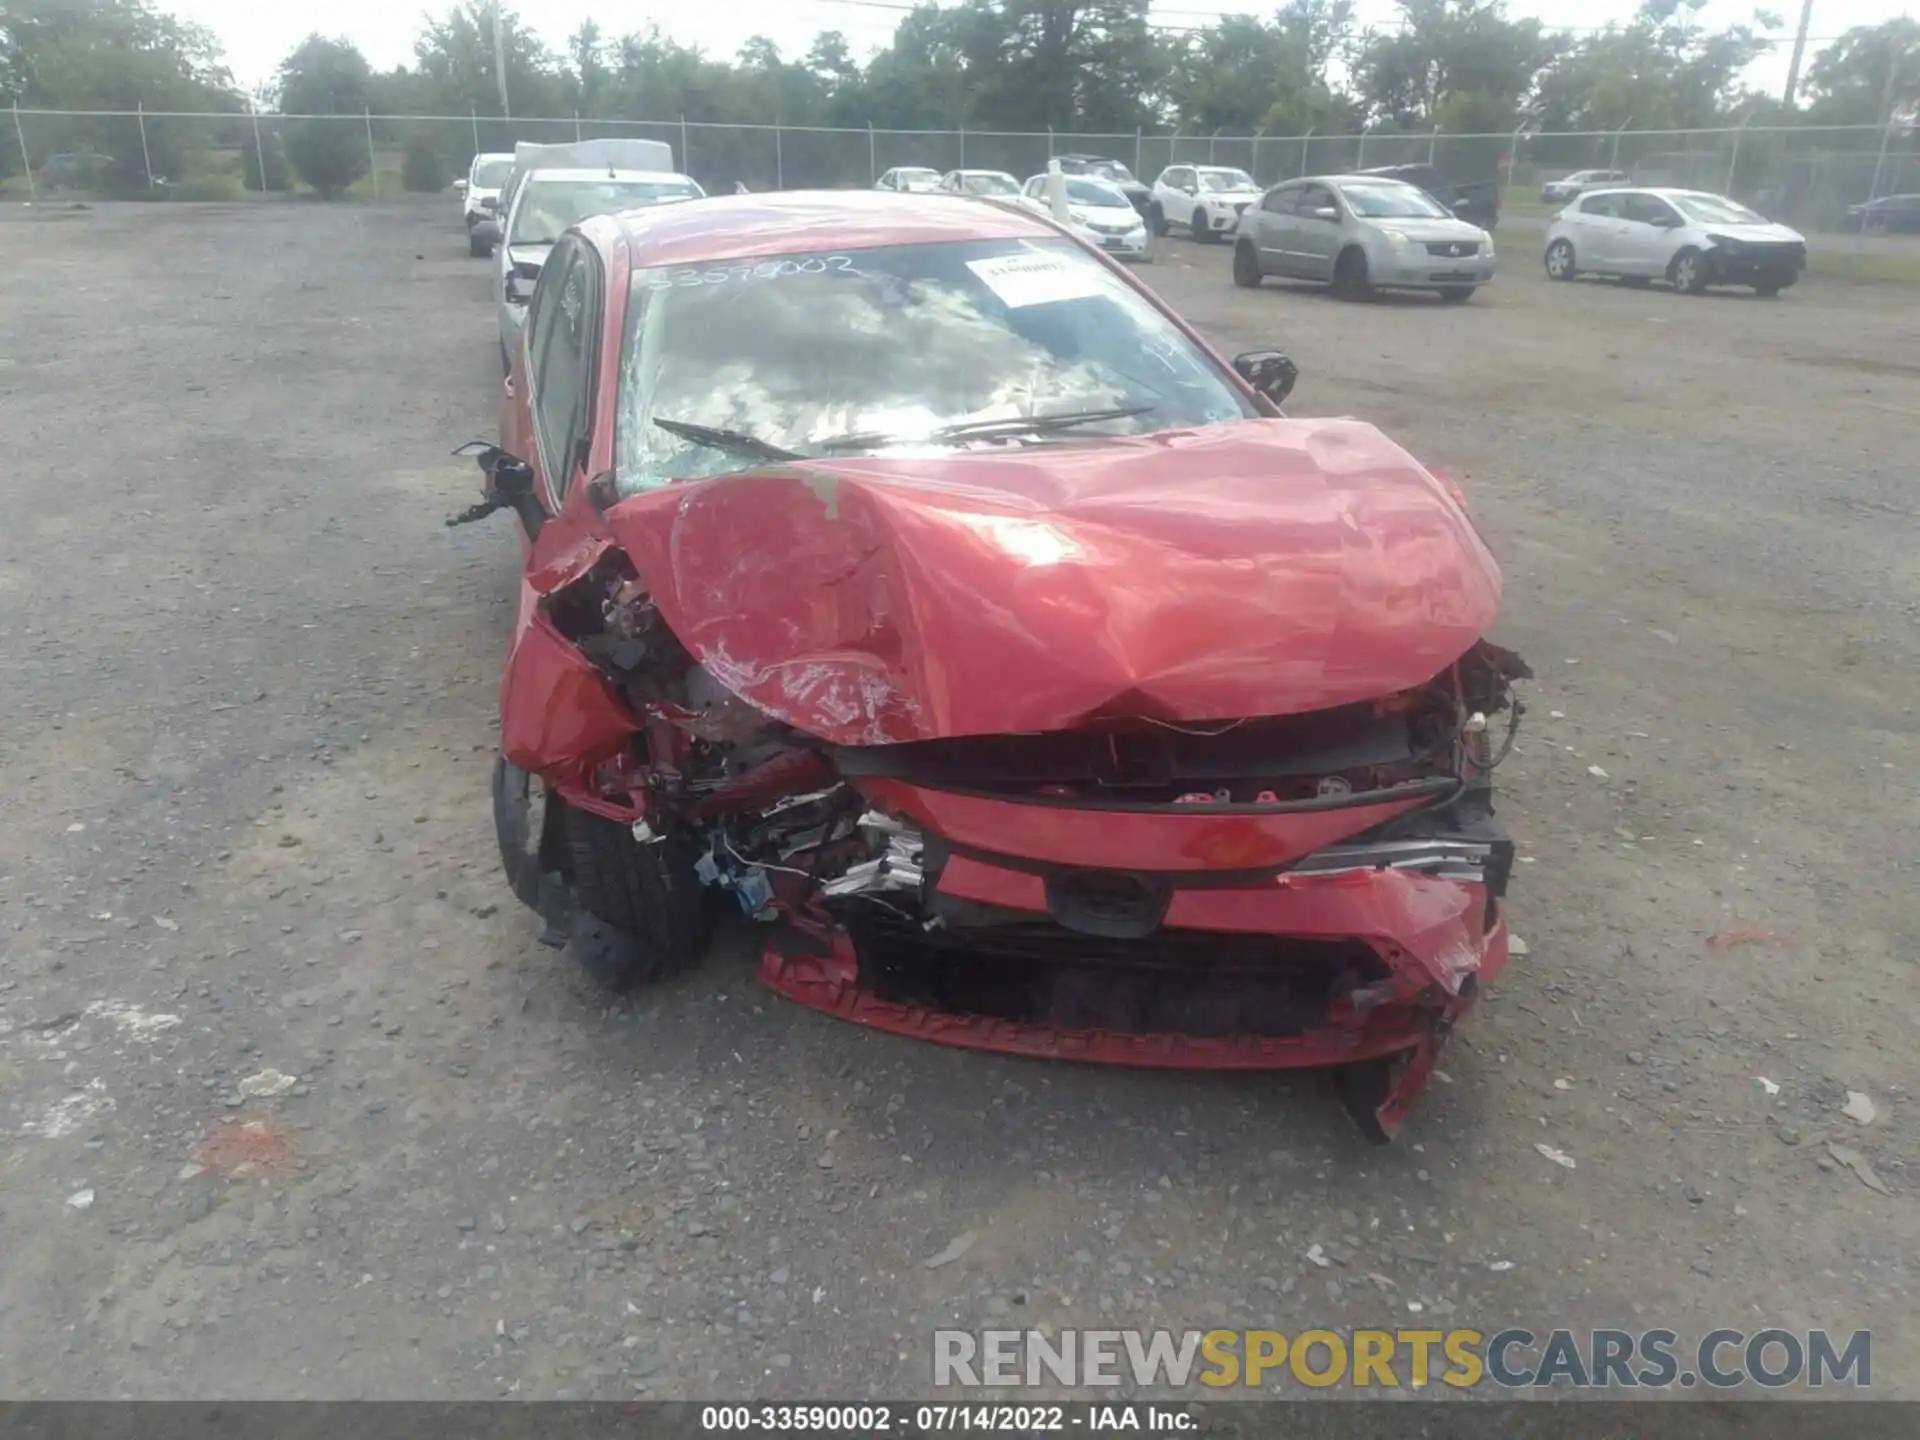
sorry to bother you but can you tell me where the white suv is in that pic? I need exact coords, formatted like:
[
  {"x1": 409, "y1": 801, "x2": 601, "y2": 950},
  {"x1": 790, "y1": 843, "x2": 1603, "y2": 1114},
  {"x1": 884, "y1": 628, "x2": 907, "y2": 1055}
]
[{"x1": 1150, "y1": 165, "x2": 1261, "y2": 242}]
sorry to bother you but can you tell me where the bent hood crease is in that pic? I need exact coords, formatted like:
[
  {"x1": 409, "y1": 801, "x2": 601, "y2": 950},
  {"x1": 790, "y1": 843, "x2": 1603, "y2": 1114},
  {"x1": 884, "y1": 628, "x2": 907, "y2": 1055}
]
[{"x1": 603, "y1": 417, "x2": 1502, "y2": 747}]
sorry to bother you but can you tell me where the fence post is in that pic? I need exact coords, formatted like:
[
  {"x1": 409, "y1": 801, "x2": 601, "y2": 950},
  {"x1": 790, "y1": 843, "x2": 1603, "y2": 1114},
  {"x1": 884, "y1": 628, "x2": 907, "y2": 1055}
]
[
  {"x1": 365, "y1": 107, "x2": 379, "y2": 198},
  {"x1": 1610, "y1": 116, "x2": 1632, "y2": 172},
  {"x1": 1356, "y1": 126, "x2": 1367, "y2": 169},
  {"x1": 679, "y1": 114, "x2": 689, "y2": 173},
  {"x1": 1506, "y1": 124, "x2": 1523, "y2": 189},
  {"x1": 1134, "y1": 126, "x2": 1142, "y2": 179},
  {"x1": 1209, "y1": 127, "x2": 1219, "y2": 163},
  {"x1": 1867, "y1": 116, "x2": 1896, "y2": 205},
  {"x1": 136, "y1": 102, "x2": 155, "y2": 188},
  {"x1": 867, "y1": 121, "x2": 875, "y2": 186},
  {"x1": 471, "y1": 106, "x2": 480, "y2": 159},
  {"x1": 573, "y1": 110, "x2": 581, "y2": 142},
  {"x1": 1047, "y1": 124, "x2": 1055, "y2": 159},
  {"x1": 1428, "y1": 124, "x2": 1439, "y2": 164},
  {"x1": 249, "y1": 102, "x2": 268, "y2": 191},
  {"x1": 1725, "y1": 111, "x2": 1754, "y2": 195},
  {"x1": 13, "y1": 102, "x2": 34, "y2": 199},
  {"x1": 958, "y1": 122, "x2": 965, "y2": 169},
  {"x1": 1302, "y1": 126, "x2": 1314, "y2": 178},
  {"x1": 1252, "y1": 130, "x2": 1260, "y2": 183},
  {"x1": 775, "y1": 125, "x2": 783, "y2": 190}
]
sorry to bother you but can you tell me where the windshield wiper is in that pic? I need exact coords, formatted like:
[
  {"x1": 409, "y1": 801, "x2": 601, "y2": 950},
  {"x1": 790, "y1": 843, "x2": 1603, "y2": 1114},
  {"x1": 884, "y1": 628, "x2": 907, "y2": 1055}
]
[
  {"x1": 817, "y1": 404, "x2": 1156, "y2": 454},
  {"x1": 652, "y1": 417, "x2": 803, "y2": 463}
]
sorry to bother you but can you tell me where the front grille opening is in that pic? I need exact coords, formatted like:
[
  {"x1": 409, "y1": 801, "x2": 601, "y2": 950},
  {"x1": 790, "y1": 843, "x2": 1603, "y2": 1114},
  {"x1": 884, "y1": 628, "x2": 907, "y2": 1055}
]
[{"x1": 845, "y1": 908, "x2": 1388, "y2": 1038}]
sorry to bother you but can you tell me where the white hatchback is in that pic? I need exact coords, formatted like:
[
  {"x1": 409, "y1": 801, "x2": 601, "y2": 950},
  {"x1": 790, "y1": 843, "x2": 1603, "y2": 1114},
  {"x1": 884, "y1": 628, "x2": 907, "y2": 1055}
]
[
  {"x1": 1017, "y1": 173, "x2": 1150, "y2": 259},
  {"x1": 1544, "y1": 188, "x2": 1807, "y2": 296}
]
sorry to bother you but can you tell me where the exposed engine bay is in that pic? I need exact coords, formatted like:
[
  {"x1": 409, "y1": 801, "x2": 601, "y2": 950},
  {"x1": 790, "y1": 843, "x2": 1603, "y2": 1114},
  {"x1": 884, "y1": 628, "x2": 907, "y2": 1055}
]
[{"x1": 495, "y1": 532, "x2": 1528, "y2": 1142}]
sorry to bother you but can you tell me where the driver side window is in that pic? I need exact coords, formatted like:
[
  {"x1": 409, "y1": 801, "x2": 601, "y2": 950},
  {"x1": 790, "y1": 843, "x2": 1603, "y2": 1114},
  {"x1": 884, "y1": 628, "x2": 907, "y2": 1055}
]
[
  {"x1": 1296, "y1": 183, "x2": 1337, "y2": 219},
  {"x1": 1621, "y1": 193, "x2": 1678, "y2": 227},
  {"x1": 1261, "y1": 186, "x2": 1298, "y2": 214},
  {"x1": 527, "y1": 239, "x2": 601, "y2": 506}
]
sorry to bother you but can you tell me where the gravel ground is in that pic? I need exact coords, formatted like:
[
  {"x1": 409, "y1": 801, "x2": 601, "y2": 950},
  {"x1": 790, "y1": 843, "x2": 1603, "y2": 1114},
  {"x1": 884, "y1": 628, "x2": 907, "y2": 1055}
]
[{"x1": 0, "y1": 197, "x2": 1914, "y2": 1400}]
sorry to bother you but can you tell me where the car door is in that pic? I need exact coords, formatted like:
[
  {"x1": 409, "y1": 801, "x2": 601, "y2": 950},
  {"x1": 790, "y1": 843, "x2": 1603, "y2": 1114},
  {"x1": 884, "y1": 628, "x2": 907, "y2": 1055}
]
[
  {"x1": 1250, "y1": 184, "x2": 1301, "y2": 274},
  {"x1": 522, "y1": 237, "x2": 603, "y2": 516},
  {"x1": 1290, "y1": 182, "x2": 1344, "y2": 280},
  {"x1": 1570, "y1": 192, "x2": 1629, "y2": 271},
  {"x1": 1617, "y1": 192, "x2": 1684, "y2": 275}
]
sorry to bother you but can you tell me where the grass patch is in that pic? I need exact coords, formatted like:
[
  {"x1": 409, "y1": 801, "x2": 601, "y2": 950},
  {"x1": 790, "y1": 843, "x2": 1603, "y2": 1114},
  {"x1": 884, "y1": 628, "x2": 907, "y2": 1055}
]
[{"x1": 1806, "y1": 247, "x2": 1920, "y2": 285}]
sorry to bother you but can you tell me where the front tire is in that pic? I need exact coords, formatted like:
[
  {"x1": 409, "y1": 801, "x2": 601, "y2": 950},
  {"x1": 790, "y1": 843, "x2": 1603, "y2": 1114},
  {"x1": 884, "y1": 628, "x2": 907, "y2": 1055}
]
[
  {"x1": 1669, "y1": 247, "x2": 1709, "y2": 294},
  {"x1": 1544, "y1": 238, "x2": 1576, "y2": 281},
  {"x1": 1191, "y1": 204, "x2": 1216, "y2": 242},
  {"x1": 558, "y1": 803, "x2": 711, "y2": 990},
  {"x1": 469, "y1": 231, "x2": 491, "y2": 259},
  {"x1": 1147, "y1": 201, "x2": 1168, "y2": 238},
  {"x1": 1232, "y1": 240, "x2": 1263, "y2": 288},
  {"x1": 1333, "y1": 246, "x2": 1371, "y2": 300}
]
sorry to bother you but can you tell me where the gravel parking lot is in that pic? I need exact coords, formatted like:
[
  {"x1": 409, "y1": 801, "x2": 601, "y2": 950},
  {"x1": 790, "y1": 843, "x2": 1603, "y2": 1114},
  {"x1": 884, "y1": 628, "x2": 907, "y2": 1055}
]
[{"x1": 1, "y1": 197, "x2": 1914, "y2": 1399}]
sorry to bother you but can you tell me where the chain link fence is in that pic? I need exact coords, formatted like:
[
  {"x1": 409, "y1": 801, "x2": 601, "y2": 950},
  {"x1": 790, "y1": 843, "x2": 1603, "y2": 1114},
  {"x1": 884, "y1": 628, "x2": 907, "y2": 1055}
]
[{"x1": 8, "y1": 107, "x2": 1915, "y2": 230}]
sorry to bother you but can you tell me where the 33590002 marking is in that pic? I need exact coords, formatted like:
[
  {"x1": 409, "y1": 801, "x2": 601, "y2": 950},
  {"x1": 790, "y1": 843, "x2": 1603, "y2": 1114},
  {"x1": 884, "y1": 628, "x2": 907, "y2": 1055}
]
[{"x1": 700, "y1": 1405, "x2": 903, "y2": 1432}]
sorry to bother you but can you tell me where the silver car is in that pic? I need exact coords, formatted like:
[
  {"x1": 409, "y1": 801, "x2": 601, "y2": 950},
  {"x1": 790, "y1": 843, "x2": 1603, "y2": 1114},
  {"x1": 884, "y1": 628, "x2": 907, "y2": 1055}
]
[{"x1": 1232, "y1": 175, "x2": 1496, "y2": 302}]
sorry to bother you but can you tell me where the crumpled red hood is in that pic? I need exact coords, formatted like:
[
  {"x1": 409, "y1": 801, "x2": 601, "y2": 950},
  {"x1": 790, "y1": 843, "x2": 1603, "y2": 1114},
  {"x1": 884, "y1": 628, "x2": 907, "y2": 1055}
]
[{"x1": 603, "y1": 417, "x2": 1501, "y2": 747}]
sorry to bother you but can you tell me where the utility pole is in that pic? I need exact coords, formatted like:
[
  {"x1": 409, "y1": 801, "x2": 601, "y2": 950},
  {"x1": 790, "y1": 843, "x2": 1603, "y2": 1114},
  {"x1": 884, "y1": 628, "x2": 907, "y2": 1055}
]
[
  {"x1": 492, "y1": 0, "x2": 511, "y2": 121},
  {"x1": 1782, "y1": 0, "x2": 1814, "y2": 107}
]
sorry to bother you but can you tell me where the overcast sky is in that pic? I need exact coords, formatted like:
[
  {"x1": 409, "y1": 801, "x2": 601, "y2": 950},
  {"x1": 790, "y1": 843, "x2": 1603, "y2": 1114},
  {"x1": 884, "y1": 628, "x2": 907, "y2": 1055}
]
[{"x1": 170, "y1": 0, "x2": 1913, "y2": 101}]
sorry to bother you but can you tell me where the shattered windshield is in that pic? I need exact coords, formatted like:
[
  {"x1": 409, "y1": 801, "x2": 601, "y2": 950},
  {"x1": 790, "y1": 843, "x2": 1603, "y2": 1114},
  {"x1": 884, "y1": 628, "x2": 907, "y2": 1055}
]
[
  {"x1": 509, "y1": 178, "x2": 701, "y2": 245},
  {"x1": 614, "y1": 238, "x2": 1255, "y2": 495}
]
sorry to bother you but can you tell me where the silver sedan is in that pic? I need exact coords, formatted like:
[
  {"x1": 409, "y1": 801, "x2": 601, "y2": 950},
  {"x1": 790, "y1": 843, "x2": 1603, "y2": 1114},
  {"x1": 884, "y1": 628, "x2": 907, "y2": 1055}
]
[{"x1": 1232, "y1": 175, "x2": 1497, "y2": 302}]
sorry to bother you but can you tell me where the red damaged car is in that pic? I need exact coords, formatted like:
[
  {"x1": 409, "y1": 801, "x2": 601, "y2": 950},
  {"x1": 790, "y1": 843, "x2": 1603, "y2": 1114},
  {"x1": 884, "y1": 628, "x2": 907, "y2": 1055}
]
[{"x1": 451, "y1": 191, "x2": 1528, "y2": 1141}]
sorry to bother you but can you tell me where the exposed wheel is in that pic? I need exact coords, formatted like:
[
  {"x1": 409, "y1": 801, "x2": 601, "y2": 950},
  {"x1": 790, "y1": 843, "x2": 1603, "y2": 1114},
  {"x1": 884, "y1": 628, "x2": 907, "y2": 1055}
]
[
  {"x1": 1191, "y1": 204, "x2": 1216, "y2": 242},
  {"x1": 1669, "y1": 247, "x2": 1709, "y2": 294},
  {"x1": 1147, "y1": 201, "x2": 1168, "y2": 238},
  {"x1": 1438, "y1": 286, "x2": 1475, "y2": 304},
  {"x1": 1332, "y1": 246, "x2": 1371, "y2": 300},
  {"x1": 492, "y1": 756, "x2": 561, "y2": 913},
  {"x1": 1232, "y1": 240, "x2": 1262, "y2": 289},
  {"x1": 558, "y1": 802, "x2": 711, "y2": 990},
  {"x1": 1544, "y1": 238, "x2": 1576, "y2": 281},
  {"x1": 468, "y1": 230, "x2": 490, "y2": 258},
  {"x1": 1333, "y1": 1057, "x2": 1398, "y2": 1146}
]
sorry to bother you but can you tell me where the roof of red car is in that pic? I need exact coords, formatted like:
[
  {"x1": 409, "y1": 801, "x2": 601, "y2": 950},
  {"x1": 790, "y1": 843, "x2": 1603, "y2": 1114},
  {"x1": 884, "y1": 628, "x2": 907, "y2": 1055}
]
[{"x1": 580, "y1": 189, "x2": 1060, "y2": 267}]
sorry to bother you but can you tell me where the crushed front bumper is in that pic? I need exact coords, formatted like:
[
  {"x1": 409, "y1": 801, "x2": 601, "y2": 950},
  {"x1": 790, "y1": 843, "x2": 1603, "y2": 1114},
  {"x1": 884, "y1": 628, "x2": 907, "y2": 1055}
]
[{"x1": 760, "y1": 778, "x2": 1515, "y2": 1140}]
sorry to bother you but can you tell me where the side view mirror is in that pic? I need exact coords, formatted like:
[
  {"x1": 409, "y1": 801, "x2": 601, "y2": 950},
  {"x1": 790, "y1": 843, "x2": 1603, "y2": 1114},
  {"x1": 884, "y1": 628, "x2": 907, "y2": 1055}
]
[
  {"x1": 1233, "y1": 350, "x2": 1299, "y2": 406},
  {"x1": 446, "y1": 441, "x2": 544, "y2": 536},
  {"x1": 454, "y1": 178, "x2": 469, "y2": 195},
  {"x1": 504, "y1": 270, "x2": 537, "y2": 305}
]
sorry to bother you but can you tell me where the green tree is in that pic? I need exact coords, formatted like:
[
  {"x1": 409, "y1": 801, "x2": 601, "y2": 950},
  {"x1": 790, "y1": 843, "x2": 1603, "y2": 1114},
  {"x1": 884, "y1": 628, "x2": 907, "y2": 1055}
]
[
  {"x1": 1803, "y1": 18, "x2": 1920, "y2": 125},
  {"x1": 1350, "y1": 0, "x2": 1561, "y2": 128},
  {"x1": 401, "y1": 132, "x2": 447, "y2": 190},
  {"x1": 0, "y1": 0, "x2": 238, "y2": 191},
  {"x1": 277, "y1": 35, "x2": 372, "y2": 197}
]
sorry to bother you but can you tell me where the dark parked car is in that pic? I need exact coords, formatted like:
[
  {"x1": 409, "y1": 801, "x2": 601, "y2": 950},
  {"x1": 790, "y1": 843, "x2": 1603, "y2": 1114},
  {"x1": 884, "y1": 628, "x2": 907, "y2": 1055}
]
[
  {"x1": 450, "y1": 190, "x2": 1529, "y2": 1143},
  {"x1": 1358, "y1": 163, "x2": 1500, "y2": 230},
  {"x1": 1053, "y1": 153, "x2": 1153, "y2": 214},
  {"x1": 35, "y1": 153, "x2": 116, "y2": 190},
  {"x1": 1843, "y1": 194, "x2": 1920, "y2": 233}
]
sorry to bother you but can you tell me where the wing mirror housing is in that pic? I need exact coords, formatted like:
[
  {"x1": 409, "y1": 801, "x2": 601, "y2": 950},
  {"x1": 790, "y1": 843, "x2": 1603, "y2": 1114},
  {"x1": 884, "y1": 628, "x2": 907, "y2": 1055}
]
[
  {"x1": 454, "y1": 178, "x2": 469, "y2": 195},
  {"x1": 1233, "y1": 350, "x2": 1299, "y2": 406},
  {"x1": 504, "y1": 269, "x2": 537, "y2": 305},
  {"x1": 446, "y1": 441, "x2": 544, "y2": 537}
]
